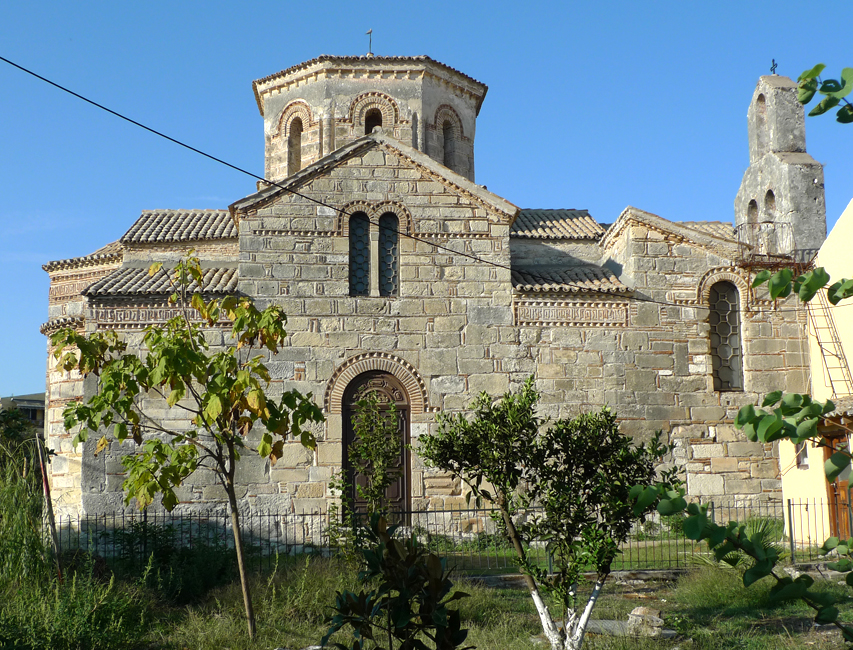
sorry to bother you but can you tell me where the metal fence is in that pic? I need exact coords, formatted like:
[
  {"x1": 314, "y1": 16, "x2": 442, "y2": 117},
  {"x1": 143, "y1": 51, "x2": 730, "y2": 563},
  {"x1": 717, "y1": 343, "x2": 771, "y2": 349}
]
[{"x1": 49, "y1": 499, "x2": 841, "y2": 574}]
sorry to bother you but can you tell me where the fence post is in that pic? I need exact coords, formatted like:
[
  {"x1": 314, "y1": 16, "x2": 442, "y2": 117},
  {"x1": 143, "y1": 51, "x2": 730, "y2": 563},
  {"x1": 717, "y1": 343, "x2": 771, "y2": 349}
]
[{"x1": 787, "y1": 499, "x2": 796, "y2": 565}]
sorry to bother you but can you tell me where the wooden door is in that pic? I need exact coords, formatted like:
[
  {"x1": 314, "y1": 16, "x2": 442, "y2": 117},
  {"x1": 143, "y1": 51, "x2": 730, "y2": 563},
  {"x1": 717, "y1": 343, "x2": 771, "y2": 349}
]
[
  {"x1": 343, "y1": 371, "x2": 410, "y2": 518},
  {"x1": 826, "y1": 433, "x2": 853, "y2": 539}
]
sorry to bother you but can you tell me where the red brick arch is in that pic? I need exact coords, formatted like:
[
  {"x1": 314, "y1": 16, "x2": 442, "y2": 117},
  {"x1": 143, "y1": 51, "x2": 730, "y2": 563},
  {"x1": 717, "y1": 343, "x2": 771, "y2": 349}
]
[{"x1": 325, "y1": 352, "x2": 430, "y2": 414}]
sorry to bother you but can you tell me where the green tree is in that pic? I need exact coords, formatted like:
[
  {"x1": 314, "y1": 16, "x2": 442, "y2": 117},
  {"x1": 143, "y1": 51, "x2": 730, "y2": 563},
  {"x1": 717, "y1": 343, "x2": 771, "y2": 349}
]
[
  {"x1": 797, "y1": 64, "x2": 853, "y2": 123},
  {"x1": 418, "y1": 377, "x2": 672, "y2": 650},
  {"x1": 51, "y1": 256, "x2": 324, "y2": 639}
]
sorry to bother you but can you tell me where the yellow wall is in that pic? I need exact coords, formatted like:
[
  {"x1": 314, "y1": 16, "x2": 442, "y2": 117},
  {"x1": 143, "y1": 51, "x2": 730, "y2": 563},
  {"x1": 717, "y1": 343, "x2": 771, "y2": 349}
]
[
  {"x1": 810, "y1": 198, "x2": 853, "y2": 402},
  {"x1": 780, "y1": 439, "x2": 832, "y2": 546}
]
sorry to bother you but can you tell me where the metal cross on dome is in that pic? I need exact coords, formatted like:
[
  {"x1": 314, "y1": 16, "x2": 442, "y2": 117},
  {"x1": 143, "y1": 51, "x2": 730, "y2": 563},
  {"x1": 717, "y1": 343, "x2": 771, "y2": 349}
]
[{"x1": 771, "y1": 59, "x2": 778, "y2": 75}]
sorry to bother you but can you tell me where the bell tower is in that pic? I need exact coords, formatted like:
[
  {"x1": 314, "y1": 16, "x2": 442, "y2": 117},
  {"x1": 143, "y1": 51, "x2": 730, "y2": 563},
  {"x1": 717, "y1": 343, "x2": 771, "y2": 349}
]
[
  {"x1": 734, "y1": 75, "x2": 826, "y2": 258},
  {"x1": 252, "y1": 55, "x2": 488, "y2": 184}
]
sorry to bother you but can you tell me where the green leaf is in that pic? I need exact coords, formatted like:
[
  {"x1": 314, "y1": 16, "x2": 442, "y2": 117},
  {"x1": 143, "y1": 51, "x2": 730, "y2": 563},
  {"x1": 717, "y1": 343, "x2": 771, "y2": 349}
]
[
  {"x1": 795, "y1": 418, "x2": 817, "y2": 442},
  {"x1": 735, "y1": 404, "x2": 757, "y2": 428},
  {"x1": 752, "y1": 269, "x2": 772, "y2": 288},
  {"x1": 632, "y1": 486, "x2": 659, "y2": 516},
  {"x1": 798, "y1": 63, "x2": 826, "y2": 82},
  {"x1": 683, "y1": 512, "x2": 707, "y2": 541},
  {"x1": 796, "y1": 267, "x2": 830, "y2": 303},
  {"x1": 819, "y1": 79, "x2": 843, "y2": 95},
  {"x1": 815, "y1": 606, "x2": 839, "y2": 625},
  {"x1": 257, "y1": 432, "x2": 273, "y2": 458},
  {"x1": 809, "y1": 96, "x2": 841, "y2": 117},
  {"x1": 756, "y1": 414, "x2": 783, "y2": 443},
  {"x1": 657, "y1": 497, "x2": 687, "y2": 516},
  {"x1": 762, "y1": 391, "x2": 784, "y2": 408},
  {"x1": 828, "y1": 279, "x2": 853, "y2": 305},
  {"x1": 837, "y1": 104, "x2": 853, "y2": 124},
  {"x1": 822, "y1": 536, "x2": 840, "y2": 553},
  {"x1": 768, "y1": 269, "x2": 793, "y2": 300},
  {"x1": 205, "y1": 394, "x2": 223, "y2": 421},
  {"x1": 743, "y1": 559, "x2": 773, "y2": 587},
  {"x1": 846, "y1": 572, "x2": 853, "y2": 588},
  {"x1": 825, "y1": 452, "x2": 851, "y2": 482},
  {"x1": 798, "y1": 78, "x2": 818, "y2": 104}
]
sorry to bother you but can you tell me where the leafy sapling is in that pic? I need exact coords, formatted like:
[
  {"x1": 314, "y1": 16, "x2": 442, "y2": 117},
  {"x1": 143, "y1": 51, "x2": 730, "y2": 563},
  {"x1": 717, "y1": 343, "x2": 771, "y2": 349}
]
[
  {"x1": 51, "y1": 255, "x2": 324, "y2": 639},
  {"x1": 419, "y1": 377, "x2": 671, "y2": 650}
]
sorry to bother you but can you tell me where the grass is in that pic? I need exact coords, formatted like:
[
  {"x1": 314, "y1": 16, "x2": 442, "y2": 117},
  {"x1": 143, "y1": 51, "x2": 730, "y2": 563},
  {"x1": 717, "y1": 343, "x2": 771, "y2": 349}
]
[{"x1": 3, "y1": 552, "x2": 853, "y2": 649}]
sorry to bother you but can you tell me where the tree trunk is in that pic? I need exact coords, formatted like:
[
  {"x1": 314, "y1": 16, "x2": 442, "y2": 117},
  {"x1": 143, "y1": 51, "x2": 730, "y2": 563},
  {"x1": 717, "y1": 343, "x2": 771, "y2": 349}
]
[
  {"x1": 498, "y1": 504, "x2": 562, "y2": 649},
  {"x1": 226, "y1": 480, "x2": 256, "y2": 639},
  {"x1": 563, "y1": 578, "x2": 606, "y2": 650}
]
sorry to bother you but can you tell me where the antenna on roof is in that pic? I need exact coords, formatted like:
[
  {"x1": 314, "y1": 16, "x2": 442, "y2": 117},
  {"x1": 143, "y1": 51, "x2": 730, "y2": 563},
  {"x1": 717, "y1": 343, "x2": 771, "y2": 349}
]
[{"x1": 366, "y1": 29, "x2": 373, "y2": 57}]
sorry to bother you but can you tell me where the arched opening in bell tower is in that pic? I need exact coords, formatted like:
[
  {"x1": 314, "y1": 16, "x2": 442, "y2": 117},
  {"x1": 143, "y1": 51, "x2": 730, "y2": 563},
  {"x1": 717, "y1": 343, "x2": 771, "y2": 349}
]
[
  {"x1": 365, "y1": 108, "x2": 382, "y2": 134},
  {"x1": 287, "y1": 117, "x2": 303, "y2": 176}
]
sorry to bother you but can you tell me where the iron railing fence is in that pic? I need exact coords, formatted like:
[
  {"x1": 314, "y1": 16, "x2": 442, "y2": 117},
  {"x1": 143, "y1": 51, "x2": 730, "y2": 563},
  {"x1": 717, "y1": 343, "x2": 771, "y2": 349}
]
[{"x1": 48, "y1": 499, "x2": 842, "y2": 574}]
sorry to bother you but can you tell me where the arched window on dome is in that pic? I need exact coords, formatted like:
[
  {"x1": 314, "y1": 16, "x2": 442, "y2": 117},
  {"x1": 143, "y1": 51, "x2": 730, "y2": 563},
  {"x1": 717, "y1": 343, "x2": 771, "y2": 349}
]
[
  {"x1": 349, "y1": 213, "x2": 370, "y2": 296},
  {"x1": 287, "y1": 117, "x2": 303, "y2": 176},
  {"x1": 709, "y1": 281, "x2": 744, "y2": 391},
  {"x1": 378, "y1": 213, "x2": 399, "y2": 297}
]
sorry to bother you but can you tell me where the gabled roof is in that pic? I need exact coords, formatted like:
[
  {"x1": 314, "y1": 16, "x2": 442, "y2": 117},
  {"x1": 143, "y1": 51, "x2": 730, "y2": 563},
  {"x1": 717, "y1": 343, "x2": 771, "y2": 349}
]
[
  {"x1": 43, "y1": 240, "x2": 123, "y2": 273},
  {"x1": 511, "y1": 209, "x2": 604, "y2": 240},
  {"x1": 511, "y1": 265, "x2": 631, "y2": 295},
  {"x1": 84, "y1": 267, "x2": 238, "y2": 297},
  {"x1": 601, "y1": 206, "x2": 741, "y2": 252},
  {"x1": 122, "y1": 210, "x2": 237, "y2": 244},
  {"x1": 678, "y1": 221, "x2": 736, "y2": 241},
  {"x1": 229, "y1": 130, "x2": 519, "y2": 221}
]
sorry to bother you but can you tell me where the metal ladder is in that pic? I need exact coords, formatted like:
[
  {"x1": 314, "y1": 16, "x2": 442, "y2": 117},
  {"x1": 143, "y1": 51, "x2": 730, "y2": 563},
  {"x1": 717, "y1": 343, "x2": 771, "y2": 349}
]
[{"x1": 808, "y1": 290, "x2": 853, "y2": 398}]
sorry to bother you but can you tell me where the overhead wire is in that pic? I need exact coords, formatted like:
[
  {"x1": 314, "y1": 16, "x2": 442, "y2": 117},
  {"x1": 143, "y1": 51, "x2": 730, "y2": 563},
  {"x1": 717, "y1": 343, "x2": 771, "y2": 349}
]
[{"x1": 0, "y1": 54, "x2": 831, "y2": 313}]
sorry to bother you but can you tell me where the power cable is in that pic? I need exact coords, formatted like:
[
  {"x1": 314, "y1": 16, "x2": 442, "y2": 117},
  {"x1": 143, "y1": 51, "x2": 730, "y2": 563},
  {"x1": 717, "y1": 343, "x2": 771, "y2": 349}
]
[{"x1": 0, "y1": 54, "x2": 828, "y2": 313}]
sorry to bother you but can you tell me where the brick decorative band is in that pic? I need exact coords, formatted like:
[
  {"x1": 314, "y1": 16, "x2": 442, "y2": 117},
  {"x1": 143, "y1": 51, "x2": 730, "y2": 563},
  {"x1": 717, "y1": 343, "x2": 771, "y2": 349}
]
[{"x1": 325, "y1": 352, "x2": 432, "y2": 414}]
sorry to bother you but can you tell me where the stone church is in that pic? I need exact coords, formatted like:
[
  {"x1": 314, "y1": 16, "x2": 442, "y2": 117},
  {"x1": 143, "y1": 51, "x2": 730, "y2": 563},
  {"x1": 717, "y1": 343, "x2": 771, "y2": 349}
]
[{"x1": 42, "y1": 56, "x2": 826, "y2": 517}]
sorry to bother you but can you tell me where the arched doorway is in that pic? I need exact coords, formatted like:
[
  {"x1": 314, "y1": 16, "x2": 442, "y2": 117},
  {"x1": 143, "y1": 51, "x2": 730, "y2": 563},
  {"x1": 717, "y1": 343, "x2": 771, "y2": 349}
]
[{"x1": 342, "y1": 371, "x2": 410, "y2": 514}]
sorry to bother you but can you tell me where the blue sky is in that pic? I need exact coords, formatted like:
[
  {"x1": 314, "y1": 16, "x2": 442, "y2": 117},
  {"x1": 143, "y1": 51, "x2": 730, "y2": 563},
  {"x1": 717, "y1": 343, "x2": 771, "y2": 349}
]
[{"x1": 1, "y1": 1, "x2": 851, "y2": 396}]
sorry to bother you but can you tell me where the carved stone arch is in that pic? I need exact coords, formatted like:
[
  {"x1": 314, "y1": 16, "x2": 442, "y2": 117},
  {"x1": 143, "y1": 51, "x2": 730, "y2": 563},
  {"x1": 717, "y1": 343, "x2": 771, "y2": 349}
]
[
  {"x1": 350, "y1": 92, "x2": 400, "y2": 132},
  {"x1": 697, "y1": 267, "x2": 750, "y2": 312},
  {"x1": 433, "y1": 104, "x2": 464, "y2": 138},
  {"x1": 326, "y1": 352, "x2": 430, "y2": 415},
  {"x1": 339, "y1": 201, "x2": 374, "y2": 235},
  {"x1": 274, "y1": 100, "x2": 314, "y2": 137},
  {"x1": 370, "y1": 201, "x2": 413, "y2": 235}
]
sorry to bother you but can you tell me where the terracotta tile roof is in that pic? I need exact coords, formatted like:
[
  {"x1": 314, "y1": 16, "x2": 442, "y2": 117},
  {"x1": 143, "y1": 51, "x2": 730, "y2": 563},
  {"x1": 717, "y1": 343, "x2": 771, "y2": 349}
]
[
  {"x1": 511, "y1": 210, "x2": 604, "y2": 240},
  {"x1": 43, "y1": 241, "x2": 123, "y2": 272},
  {"x1": 254, "y1": 54, "x2": 486, "y2": 91},
  {"x1": 39, "y1": 316, "x2": 85, "y2": 335},
  {"x1": 512, "y1": 265, "x2": 631, "y2": 294},
  {"x1": 678, "y1": 221, "x2": 736, "y2": 241},
  {"x1": 83, "y1": 267, "x2": 238, "y2": 297},
  {"x1": 821, "y1": 396, "x2": 853, "y2": 421},
  {"x1": 121, "y1": 210, "x2": 237, "y2": 244}
]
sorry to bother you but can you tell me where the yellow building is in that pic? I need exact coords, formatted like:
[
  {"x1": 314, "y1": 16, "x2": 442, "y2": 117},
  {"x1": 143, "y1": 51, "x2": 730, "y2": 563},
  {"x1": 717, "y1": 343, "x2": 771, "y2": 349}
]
[{"x1": 781, "y1": 198, "x2": 853, "y2": 545}]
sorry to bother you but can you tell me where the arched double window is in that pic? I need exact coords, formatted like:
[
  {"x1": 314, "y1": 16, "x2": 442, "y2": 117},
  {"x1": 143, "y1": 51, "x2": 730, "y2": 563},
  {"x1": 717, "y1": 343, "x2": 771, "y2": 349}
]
[
  {"x1": 349, "y1": 213, "x2": 370, "y2": 296},
  {"x1": 378, "y1": 213, "x2": 399, "y2": 297},
  {"x1": 348, "y1": 211, "x2": 400, "y2": 297},
  {"x1": 709, "y1": 281, "x2": 744, "y2": 391}
]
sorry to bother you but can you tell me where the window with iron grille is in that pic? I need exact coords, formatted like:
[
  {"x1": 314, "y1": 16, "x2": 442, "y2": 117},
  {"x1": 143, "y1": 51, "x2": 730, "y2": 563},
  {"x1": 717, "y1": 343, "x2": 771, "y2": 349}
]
[
  {"x1": 709, "y1": 281, "x2": 744, "y2": 391},
  {"x1": 378, "y1": 213, "x2": 399, "y2": 297},
  {"x1": 349, "y1": 213, "x2": 370, "y2": 296}
]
